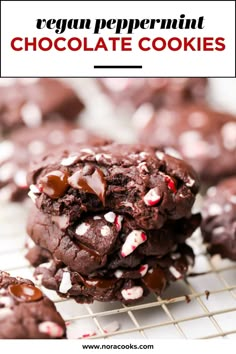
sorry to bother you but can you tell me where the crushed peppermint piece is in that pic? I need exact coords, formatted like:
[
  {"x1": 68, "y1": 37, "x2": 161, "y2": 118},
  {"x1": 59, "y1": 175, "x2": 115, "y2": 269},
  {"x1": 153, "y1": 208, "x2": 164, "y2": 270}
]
[
  {"x1": 75, "y1": 222, "x2": 90, "y2": 236},
  {"x1": 164, "y1": 147, "x2": 182, "y2": 159},
  {"x1": 169, "y1": 266, "x2": 182, "y2": 279},
  {"x1": 30, "y1": 184, "x2": 41, "y2": 194},
  {"x1": 208, "y1": 203, "x2": 223, "y2": 216},
  {"x1": 80, "y1": 331, "x2": 97, "y2": 339},
  {"x1": 213, "y1": 226, "x2": 225, "y2": 235},
  {"x1": 0, "y1": 141, "x2": 15, "y2": 164},
  {"x1": 114, "y1": 269, "x2": 124, "y2": 279},
  {"x1": 121, "y1": 286, "x2": 143, "y2": 300},
  {"x1": 86, "y1": 280, "x2": 98, "y2": 286},
  {"x1": 143, "y1": 187, "x2": 161, "y2": 206},
  {"x1": 186, "y1": 176, "x2": 195, "y2": 187},
  {"x1": 38, "y1": 321, "x2": 64, "y2": 338},
  {"x1": 137, "y1": 162, "x2": 149, "y2": 173},
  {"x1": 171, "y1": 253, "x2": 181, "y2": 260},
  {"x1": 80, "y1": 148, "x2": 94, "y2": 154},
  {"x1": 155, "y1": 151, "x2": 165, "y2": 160},
  {"x1": 95, "y1": 153, "x2": 111, "y2": 162},
  {"x1": 104, "y1": 212, "x2": 116, "y2": 223},
  {"x1": 59, "y1": 272, "x2": 72, "y2": 294},
  {"x1": 121, "y1": 230, "x2": 147, "y2": 257},
  {"x1": 101, "y1": 225, "x2": 111, "y2": 237},
  {"x1": 21, "y1": 102, "x2": 42, "y2": 127},
  {"x1": 61, "y1": 155, "x2": 79, "y2": 166},
  {"x1": 221, "y1": 122, "x2": 236, "y2": 150},
  {"x1": 93, "y1": 216, "x2": 102, "y2": 220},
  {"x1": 165, "y1": 176, "x2": 177, "y2": 193},
  {"x1": 39, "y1": 261, "x2": 53, "y2": 269},
  {"x1": 115, "y1": 215, "x2": 123, "y2": 231},
  {"x1": 207, "y1": 187, "x2": 216, "y2": 197},
  {"x1": 14, "y1": 170, "x2": 27, "y2": 188},
  {"x1": 138, "y1": 264, "x2": 148, "y2": 277},
  {"x1": 103, "y1": 321, "x2": 120, "y2": 334}
]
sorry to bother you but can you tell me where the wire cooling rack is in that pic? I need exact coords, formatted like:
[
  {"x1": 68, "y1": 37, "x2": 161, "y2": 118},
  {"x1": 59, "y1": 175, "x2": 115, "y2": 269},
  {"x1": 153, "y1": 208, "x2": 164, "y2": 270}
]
[{"x1": 1, "y1": 201, "x2": 236, "y2": 340}]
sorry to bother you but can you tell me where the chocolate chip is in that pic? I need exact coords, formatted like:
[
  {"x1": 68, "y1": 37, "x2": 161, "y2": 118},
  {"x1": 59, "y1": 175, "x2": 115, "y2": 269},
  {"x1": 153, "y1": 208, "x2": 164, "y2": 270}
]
[
  {"x1": 39, "y1": 170, "x2": 69, "y2": 199},
  {"x1": 69, "y1": 167, "x2": 106, "y2": 205},
  {"x1": 142, "y1": 268, "x2": 166, "y2": 293},
  {"x1": 8, "y1": 284, "x2": 43, "y2": 302}
]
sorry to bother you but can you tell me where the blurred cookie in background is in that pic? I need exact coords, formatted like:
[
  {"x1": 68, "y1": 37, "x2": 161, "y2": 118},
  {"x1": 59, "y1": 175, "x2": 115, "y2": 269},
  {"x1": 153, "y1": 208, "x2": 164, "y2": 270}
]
[
  {"x1": 97, "y1": 78, "x2": 208, "y2": 110},
  {"x1": 201, "y1": 177, "x2": 236, "y2": 260},
  {"x1": 0, "y1": 122, "x2": 110, "y2": 202},
  {"x1": 0, "y1": 78, "x2": 84, "y2": 135},
  {"x1": 136, "y1": 104, "x2": 236, "y2": 185}
]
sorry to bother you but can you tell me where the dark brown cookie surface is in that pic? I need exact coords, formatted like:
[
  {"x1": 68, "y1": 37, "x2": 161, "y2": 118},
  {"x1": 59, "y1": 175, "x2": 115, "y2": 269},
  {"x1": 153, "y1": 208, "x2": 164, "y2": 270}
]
[
  {"x1": 137, "y1": 104, "x2": 236, "y2": 184},
  {"x1": 0, "y1": 78, "x2": 84, "y2": 135},
  {"x1": 201, "y1": 177, "x2": 236, "y2": 260},
  {"x1": 0, "y1": 271, "x2": 66, "y2": 339},
  {"x1": 27, "y1": 143, "x2": 199, "y2": 230}
]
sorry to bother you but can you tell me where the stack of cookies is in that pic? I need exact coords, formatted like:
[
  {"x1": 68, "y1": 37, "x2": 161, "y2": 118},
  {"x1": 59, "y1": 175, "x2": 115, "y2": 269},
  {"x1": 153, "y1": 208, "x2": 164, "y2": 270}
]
[{"x1": 26, "y1": 143, "x2": 201, "y2": 304}]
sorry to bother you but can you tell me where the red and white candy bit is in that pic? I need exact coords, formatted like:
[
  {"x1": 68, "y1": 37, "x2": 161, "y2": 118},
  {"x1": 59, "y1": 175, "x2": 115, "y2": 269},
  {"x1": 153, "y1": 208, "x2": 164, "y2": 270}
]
[
  {"x1": 79, "y1": 331, "x2": 97, "y2": 339},
  {"x1": 121, "y1": 286, "x2": 143, "y2": 300},
  {"x1": 28, "y1": 184, "x2": 42, "y2": 203},
  {"x1": 121, "y1": 230, "x2": 147, "y2": 257},
  {"x1": 103, "y1": 321, "x2": 120, "y2": 334},
  {"x1": 38, "y1": 321, "x2": 64, "y2": 338},
  {"x1": 60, "y1": 154, "x2": 79, "y2": 166},
  {"x1": 115, "y1": 215, "x2": 123, "y2": 231},
  {"x1": 59, "y1": 272, "x2": 72, "y2": 294},
  {"x1": 138, "y1": 264, "x2": 149, "y2": 277},
  {"x1": 104, "y1": 211, "x2": 116, "y2": 223},
  {"x1": 169, "y1": 266, "x2": 182, "y2": 279},
  {"x1": 165, "y1": 176, "x2": 177, "y2": 193},
  {"x1": 143, "y1": 187, "x2": 161, "y2": 206},
  {"x1": 114, "y1": 269, "x2": 124, "y2": 279}
]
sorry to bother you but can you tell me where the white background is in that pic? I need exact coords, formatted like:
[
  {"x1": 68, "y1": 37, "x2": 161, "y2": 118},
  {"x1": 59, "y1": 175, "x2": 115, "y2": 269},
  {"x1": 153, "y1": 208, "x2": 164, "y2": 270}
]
[{"x1": 1, "y1": 1, "x2": 235, "y2": 77}]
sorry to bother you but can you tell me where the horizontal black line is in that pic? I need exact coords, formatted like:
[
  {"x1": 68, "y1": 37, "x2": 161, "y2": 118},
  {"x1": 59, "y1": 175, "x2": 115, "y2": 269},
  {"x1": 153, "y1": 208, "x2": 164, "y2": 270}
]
[{"x1": 94, "y1": 65, "x2": 142, "y2": 69}]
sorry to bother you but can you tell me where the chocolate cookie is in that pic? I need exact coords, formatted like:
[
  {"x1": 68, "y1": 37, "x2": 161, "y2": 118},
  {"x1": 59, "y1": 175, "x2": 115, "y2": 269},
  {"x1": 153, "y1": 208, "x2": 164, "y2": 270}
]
[
  {"x1": 0, "y1": 271, "x2": 66, "y2": 339},
  {"x1": 201, "y1": 177, "x2": 236, "y2": 260},
  {"x1": 27, "y1": 206, "x2": 200, "y2": 276},
  {"x1": 27, "y1": 144, "x2": 199, "y2": 230},
  {"x1": 0, "y1": 78, "x2": 84, "y2": 135},
  {"x1": 0, "y1": 122, "x2": 109, "y2": 202},
  {"x1": 98, "y1": 78, "x2": 207, "y2": 109},
  {"x1": 34, "y1": 243, "x2": 194, "y2": 304},
  {"x1": 137, "y1": 104, "x2": 236, "y2": 184}
]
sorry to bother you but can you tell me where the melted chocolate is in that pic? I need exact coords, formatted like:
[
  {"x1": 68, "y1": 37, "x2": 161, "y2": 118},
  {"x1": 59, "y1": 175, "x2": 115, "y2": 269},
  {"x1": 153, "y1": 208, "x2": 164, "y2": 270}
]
[
  {"x1": 85, "y1": 277, "x2": 117, "y2": 289},
  {"x1": 76, "y1": 241, "x2": 103, "y2": 264},
  {"x1": 73, "y1": 168, "x2": 106, "y2": 205},
  {"x1": 142, "y1": 268, "x2": 166, "y2": 293},
  {"x1": 8, "y1": 284, "x2": 43, "y2": 302},
  {"x1": 39, "y1": 170, "x2": 69, "y2": 199}
]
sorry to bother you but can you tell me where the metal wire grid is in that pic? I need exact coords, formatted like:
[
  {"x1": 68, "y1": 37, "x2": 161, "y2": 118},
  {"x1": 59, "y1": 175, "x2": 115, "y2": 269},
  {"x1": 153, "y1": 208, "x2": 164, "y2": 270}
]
[{"x1": 1, "y1": 203, "x2": 236, "y2": 340}]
